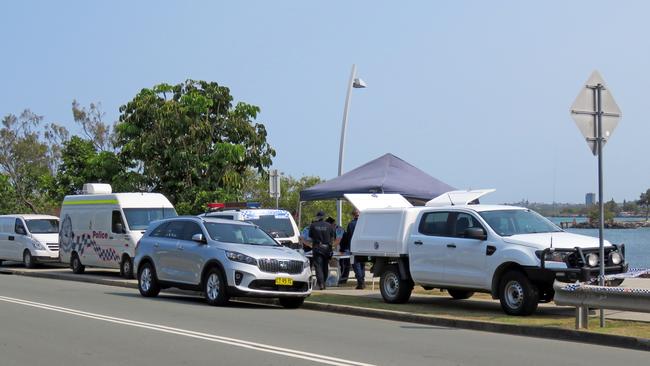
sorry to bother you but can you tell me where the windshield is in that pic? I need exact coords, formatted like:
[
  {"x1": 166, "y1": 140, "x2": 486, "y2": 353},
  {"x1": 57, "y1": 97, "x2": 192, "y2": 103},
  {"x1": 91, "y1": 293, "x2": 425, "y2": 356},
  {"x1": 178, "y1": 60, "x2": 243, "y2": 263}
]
[
  {"x1": 25, "y1": 219, "x2": 59, "y2": 234},
  {"x1": 479, "y1": 209, "x2": 562, "y2": 236},
  {"x1": 123, "y1": 208, "x2": 177, "y2": 231},
  {"x1": 205, "y1": 222, "x2": 280, "y2": 246},
  {"x1": 246, "y1": 215, "x2": 295, "y2": 238}
]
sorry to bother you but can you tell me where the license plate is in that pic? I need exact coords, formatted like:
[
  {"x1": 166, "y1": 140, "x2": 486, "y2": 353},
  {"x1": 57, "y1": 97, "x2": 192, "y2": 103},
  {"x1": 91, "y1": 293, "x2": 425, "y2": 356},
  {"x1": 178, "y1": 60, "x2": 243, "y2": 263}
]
[{"x1": 275, "y1": 277, "x2": 293, "y2": 286}]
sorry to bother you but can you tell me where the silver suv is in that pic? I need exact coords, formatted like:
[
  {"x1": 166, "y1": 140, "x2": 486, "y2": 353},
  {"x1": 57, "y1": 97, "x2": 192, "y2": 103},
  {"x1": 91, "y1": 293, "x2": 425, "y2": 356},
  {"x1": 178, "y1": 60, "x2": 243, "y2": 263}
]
[{"x1": 134, "y1": 217, "x2": 312, "y2": 308}]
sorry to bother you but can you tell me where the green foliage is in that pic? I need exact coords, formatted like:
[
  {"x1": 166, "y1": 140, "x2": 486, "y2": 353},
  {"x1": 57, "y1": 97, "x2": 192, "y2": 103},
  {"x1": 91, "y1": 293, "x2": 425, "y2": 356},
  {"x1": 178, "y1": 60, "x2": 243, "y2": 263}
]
[
  {"x1": 115, "y1": 80, "x2": 276, "y2": 214},
  {"x1": 638, "y1": 189, "x2": 650, "y2": 220},
  {"x1": 587, "y1": 205, "x2": 615, "y2": 224},
  {"x1": 0, "y1": 110, "x2": 65, "y2": 213}
]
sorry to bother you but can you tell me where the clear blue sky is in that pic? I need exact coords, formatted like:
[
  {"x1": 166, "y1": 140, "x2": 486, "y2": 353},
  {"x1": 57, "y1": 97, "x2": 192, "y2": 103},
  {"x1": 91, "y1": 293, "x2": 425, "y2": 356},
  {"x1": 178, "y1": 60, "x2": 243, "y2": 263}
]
[{"x1": 2, "y1": 1, "x2": 649, "y2": 204}]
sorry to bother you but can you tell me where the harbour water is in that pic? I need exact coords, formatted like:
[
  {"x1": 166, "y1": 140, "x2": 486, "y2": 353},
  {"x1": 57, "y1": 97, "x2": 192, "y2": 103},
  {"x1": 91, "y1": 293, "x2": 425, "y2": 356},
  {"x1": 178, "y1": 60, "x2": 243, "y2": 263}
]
[{"x1": 547, "y1": 217, "x2": 650, "y2": 268}]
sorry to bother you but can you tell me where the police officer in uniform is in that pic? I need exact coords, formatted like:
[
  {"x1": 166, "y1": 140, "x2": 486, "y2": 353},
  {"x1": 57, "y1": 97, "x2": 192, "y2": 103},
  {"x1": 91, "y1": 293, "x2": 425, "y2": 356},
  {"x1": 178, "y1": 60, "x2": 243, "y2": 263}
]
[{"x1": 309, "y1": 211, "x2": 335, "y2": 290}]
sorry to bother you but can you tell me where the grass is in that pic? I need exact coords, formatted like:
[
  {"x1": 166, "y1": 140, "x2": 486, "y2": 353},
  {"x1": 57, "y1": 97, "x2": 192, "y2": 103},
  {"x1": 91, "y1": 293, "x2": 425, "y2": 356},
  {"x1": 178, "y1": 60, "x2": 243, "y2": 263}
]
[{"x1": 306, "y1": 290, "x2": 650, "y2": 339}]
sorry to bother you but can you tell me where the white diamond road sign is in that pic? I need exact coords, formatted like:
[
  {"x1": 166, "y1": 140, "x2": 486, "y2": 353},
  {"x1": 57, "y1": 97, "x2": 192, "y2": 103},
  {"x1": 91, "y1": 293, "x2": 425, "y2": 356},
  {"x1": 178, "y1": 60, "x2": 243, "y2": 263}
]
[{"x1": 570, "y1": 70, "x2": 622, "y2": 155}]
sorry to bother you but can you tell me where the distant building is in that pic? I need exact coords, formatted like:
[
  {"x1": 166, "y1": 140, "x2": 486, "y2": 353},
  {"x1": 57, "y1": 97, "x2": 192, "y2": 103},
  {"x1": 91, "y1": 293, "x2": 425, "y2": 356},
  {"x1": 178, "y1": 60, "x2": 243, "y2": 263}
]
[{"x1": 585, "y1": 193, "x2": 596, "y2": 206}]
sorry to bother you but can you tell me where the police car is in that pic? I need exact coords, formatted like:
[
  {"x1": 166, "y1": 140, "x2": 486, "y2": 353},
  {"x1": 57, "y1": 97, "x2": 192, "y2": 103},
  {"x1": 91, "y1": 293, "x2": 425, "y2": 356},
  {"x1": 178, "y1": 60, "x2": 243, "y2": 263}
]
[{"x1": 200, "y1": 203, "x2": 302, "y2": 251}]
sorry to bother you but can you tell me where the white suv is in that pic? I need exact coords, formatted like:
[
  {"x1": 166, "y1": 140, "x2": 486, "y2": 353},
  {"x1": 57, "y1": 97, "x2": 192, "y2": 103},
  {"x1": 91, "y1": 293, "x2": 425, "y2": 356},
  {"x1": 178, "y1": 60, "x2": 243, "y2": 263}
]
[{"x1": 348, "y1": 192, "x2": 628, "y2": 315}]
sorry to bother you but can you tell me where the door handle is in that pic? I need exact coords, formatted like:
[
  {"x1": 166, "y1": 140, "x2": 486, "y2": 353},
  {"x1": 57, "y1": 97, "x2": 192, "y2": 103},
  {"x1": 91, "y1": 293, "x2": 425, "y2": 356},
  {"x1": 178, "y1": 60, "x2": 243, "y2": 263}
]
[
  {"x1": 153, "y1": 243, "x2": 159, "y2": 248},
  {"x1": 413, "y1": 240, "x2": 423, "y2": 245},
  {"x1": 8, "y1": 236, "x2": 14, "y2": 241},
  {"x1": 446, "y1": 243, "x2": 456, "y2": 248},
  {"x1": 177, "y1": 244, "x2": 184, "y2": 251}
]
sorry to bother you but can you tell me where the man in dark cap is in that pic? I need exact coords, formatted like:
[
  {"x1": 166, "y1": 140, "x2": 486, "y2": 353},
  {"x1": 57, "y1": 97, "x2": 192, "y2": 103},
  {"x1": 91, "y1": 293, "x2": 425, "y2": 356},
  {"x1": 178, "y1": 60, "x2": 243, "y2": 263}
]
[{"x1": 309, "y1": 210, "x2": 335, "y2": 290}]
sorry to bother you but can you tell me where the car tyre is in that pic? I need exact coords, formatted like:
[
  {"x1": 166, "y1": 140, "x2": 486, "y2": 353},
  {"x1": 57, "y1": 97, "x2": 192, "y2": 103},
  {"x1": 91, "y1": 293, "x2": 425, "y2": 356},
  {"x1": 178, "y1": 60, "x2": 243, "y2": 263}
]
[
  {"x1": 70, "y1": 252, "x2": 85, "y2": 274},
  {"x1": 379, "y1": 264, "x2": 413, "y2": 304},
  {"x1": 138, "y1": 262, "x2": 160, "y2": 297},
  {"x1": 204, "y1": 267, "x2": 229, "y2": 306},
  {"x1": 23, "y1": 250, "x2": 36, "y2": 269},
  {"x1": 447, "y1": 289, "x2": 474, "y2": 300},
  {"x1": 279, "y1": 297, "x2": 305, "y2": 309},
  {"x1": 120, "y1": 255, "x2": 134, "y2": 279},
  {"x1": 498, "y1": 270, "x2": 539, "y2": 316}
]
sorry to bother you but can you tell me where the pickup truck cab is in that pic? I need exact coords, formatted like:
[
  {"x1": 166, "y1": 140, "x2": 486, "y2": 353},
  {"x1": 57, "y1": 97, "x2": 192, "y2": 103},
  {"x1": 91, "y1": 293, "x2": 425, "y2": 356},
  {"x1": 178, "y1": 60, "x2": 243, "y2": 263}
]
[{"x1": 347, "y1": 191, "x2": 627, "y2": 315}]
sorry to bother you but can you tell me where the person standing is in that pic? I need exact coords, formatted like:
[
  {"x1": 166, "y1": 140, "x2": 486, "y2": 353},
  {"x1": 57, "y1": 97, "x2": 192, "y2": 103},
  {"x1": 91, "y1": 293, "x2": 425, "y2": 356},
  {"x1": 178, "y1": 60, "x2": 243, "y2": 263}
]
[
  {"x1": 309, "y1": 211, "x2": 335, "y2": 290},
  {"x1": 346, "y1": 210, "x2": 366, "y2": 289}
]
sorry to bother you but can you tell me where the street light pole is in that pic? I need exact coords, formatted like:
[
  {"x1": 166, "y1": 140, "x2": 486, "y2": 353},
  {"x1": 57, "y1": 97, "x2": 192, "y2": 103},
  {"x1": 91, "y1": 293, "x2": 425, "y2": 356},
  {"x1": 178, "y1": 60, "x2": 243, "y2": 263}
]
[{"x1": 337, "y1": 64, "x2": 366, "y2": 226}]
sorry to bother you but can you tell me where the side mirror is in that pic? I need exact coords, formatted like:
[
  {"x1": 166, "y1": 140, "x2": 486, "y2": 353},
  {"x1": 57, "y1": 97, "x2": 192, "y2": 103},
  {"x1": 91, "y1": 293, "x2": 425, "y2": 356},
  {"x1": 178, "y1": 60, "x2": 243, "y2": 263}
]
[
  {"x1": 192, "y1": 233, "x2": 207, "y2": 244},
  {"x1": 465, "y1": 227, "x2": 487, "y2": 241}
]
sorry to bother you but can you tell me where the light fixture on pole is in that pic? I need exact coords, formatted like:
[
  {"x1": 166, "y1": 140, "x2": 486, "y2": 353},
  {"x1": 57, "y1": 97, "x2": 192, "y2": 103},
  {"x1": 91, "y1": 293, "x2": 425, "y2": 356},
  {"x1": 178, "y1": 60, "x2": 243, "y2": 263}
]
[{"x1": 337, "y1": 64, "x2": 366, "y2": 226}]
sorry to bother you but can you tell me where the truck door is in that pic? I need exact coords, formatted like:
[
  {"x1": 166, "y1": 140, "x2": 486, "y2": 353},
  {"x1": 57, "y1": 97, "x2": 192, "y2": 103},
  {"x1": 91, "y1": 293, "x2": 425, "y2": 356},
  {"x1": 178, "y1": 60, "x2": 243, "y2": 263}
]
[
  {"x1": 443, "y1": 212, "x2": 488, "y2": 288},
  {"x1": 408, "y1": 211, "x2": 452, "y2": 285}
]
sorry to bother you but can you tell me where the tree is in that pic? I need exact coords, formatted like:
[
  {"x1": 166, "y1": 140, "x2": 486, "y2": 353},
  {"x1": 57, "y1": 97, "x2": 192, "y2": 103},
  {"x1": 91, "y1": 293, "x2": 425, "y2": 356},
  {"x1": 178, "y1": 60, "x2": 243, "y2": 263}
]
[
  {"x1": 71, "y1": 100, "x2": 113, "y2": 152},
  {"x1": 639, "y1": 189, "x2": 650, "y2": 221},
  {"x1": 49, "y1": 136, "x2": 134, "y2": 201},
  {"x1": 115, "y1": 80, "x2": 276, "y2": 214},
  {"x1": 0, "y1": 110, "x2": 66, "y2": 213},
  {"x1": 587, "y1": 205, "x2": 615, "y2": 224}
]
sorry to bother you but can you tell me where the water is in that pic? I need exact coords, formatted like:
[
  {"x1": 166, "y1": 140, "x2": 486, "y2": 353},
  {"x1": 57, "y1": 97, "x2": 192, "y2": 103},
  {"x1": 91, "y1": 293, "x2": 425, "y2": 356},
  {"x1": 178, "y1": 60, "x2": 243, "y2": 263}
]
[{"x1": 546, "y1": 217, "x2": 650, "y2": 268}]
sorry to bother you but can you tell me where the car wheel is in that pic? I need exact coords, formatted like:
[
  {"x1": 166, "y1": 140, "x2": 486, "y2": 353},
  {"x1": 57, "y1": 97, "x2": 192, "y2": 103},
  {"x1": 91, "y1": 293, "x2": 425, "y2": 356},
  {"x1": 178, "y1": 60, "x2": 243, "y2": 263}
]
[
  {"x1": 120, "y1": 255, "x2": 134, "y2": 279},
  {"x1": 204, "y1": 267, "x2": 229, "y2": 306},
  {"x1": 278, "y1": 297, "x2": 305, "y2": 309},
  {"x1": 70, "y1": 253, "x2": 85, "y2": 274},
  {"x1": 138, "y1": 262, "x2": 160, "y2": 297},
  {"x1": 498, "y1": 270, "x2": 539, "y2": 315},
  {"x1": 23, "y1": 250, "x2": 36, "y2": 269},
  {"x1": 379, "y1": 264, "x2": 413, "y2": 303},
  {"x1": 447, "y1": 289, "x2": 474, "y2": 300}
]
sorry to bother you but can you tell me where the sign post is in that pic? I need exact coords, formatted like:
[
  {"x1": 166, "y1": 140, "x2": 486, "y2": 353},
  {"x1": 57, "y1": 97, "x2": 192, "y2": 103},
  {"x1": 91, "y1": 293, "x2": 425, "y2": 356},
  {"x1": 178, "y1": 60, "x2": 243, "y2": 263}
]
[
  {"x1": 269, "y1": 169, "x2": 281, "y2": 209},
  {"x1": 570, "y1": 70, "x2": 622, "y2": 327}
]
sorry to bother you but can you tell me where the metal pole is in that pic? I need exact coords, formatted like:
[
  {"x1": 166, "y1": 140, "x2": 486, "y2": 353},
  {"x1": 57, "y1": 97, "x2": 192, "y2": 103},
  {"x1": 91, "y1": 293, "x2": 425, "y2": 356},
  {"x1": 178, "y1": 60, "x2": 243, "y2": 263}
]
[
  {"x1": 337, "y1": 64, "x2": 357, "y2": 226},
  {"x1": 596, "y1": 84, "x2": 605, "y2": 327}
]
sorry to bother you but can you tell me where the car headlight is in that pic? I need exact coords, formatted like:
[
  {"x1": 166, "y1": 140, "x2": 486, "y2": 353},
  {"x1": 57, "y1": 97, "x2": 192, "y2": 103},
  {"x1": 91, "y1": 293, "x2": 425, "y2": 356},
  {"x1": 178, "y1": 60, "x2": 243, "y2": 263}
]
[
  {"x1": 537, "y1": 250, "x2": 571, "y2": 263},
  {"x1": 610, "y1": 251, "x2": 622, "y2": 265},
  {"x1": 32, "y1": 241, "x2": 46, "y2": 250},
  {"x1": 225, "y1": 251, "x2": 257, "y2": 265},
  {"x1": 586, "y1": 253, "x2": 599, "y2": 267},
  {"x1": 303, "y1": 260, "x2": 310, "y2": 270}
]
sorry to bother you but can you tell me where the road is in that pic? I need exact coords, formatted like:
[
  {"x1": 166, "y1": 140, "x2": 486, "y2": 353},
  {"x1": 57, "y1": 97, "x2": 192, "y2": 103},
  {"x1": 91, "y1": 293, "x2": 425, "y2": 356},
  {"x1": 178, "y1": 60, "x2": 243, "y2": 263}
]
[{"x1": 0, "y1": 273, "x2": 647, "y2": 366}]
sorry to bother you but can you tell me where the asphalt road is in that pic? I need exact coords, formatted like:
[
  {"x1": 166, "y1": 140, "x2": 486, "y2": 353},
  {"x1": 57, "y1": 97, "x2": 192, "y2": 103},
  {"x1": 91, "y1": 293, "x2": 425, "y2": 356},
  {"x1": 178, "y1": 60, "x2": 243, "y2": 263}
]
[{"x1": 0, "y1": 274, "x2": 648, "y2": 366}]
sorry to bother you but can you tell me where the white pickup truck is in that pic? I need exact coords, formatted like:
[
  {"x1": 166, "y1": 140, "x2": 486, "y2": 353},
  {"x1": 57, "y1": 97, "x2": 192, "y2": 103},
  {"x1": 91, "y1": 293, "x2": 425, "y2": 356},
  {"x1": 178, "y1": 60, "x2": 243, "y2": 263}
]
[{"x1": 347, "y1": 191, "x2": 628, "y2": 315}]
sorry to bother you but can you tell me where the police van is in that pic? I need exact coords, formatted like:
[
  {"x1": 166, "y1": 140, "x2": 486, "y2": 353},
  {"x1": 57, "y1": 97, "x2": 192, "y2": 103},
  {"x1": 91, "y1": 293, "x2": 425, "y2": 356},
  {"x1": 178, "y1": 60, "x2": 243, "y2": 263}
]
[
  {"x1": 59, "y1": 183, "x2": 177, "y2": 278},
  {"x1": 200, "y1": 203, "x2": 302, "y2": 251}
]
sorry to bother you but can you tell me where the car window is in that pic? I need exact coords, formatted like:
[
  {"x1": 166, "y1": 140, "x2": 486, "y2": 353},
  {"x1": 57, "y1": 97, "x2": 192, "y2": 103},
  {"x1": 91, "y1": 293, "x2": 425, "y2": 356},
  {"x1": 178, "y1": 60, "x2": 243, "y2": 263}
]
[
  {"x1": 150, "y1": 222, "x2": 170, "y2": 238},
  {"x1": 418, "y1": 212, "x2": 451, "y2": 236},
  {"x1": 150, "y1": 220, "x2": 185, "y2": 239},
  {"x1": 452, "y1": 213, "x2": 484, "y2": 238},
  {"x1": 182, "y1": 222, "x2": 203, "y2": 241},
  {"x1": 204, "y1": 222, "x2": 279, "y2": 246},
  {"x1": 14, "y1": 219, "x2": 27, "y2": 235},
  {"x1": 25, "y1": 219, "x2": 59, "y2": 234},
  {"x1": 112, "y1": 211, "x2": 126, "y2": 233},
  {"x1": 206, "y1": 214, "x2": 235, "y2": 220}
]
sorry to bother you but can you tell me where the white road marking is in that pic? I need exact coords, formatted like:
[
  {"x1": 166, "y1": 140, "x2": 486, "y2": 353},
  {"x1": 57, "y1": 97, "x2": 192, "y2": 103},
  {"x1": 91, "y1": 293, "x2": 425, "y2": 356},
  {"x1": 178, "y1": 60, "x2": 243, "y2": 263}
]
[{"x1": 0, "y1": 295, "x2": 376, "y2": 366}]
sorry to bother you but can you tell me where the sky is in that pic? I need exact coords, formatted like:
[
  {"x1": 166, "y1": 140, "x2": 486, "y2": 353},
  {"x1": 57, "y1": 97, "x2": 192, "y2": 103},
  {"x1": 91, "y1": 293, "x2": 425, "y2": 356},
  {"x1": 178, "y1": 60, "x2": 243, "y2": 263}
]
[{"x1": 1, "y1": 0, "x2": 649, "y2": 204}]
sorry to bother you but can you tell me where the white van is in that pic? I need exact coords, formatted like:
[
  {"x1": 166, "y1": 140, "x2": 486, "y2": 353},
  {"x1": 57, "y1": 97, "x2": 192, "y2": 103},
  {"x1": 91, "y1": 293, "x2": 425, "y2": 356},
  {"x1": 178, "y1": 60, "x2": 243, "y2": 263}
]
[
  {"x1": 59, "y1": 183, "x2": 177, "y2": 278},
  {"x1": 0, "y1": 214, "x2": 60, "y2": 268}
]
